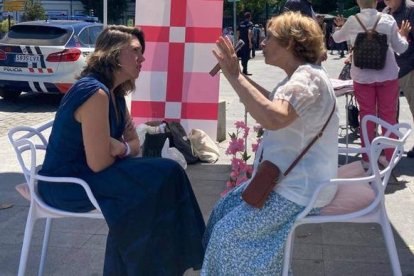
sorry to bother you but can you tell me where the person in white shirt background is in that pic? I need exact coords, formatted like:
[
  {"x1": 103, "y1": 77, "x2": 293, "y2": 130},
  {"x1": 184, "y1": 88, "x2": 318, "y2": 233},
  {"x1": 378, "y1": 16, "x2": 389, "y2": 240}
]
[{"x1": 333, "y1": 0, "x2": 411, "y2": 167}]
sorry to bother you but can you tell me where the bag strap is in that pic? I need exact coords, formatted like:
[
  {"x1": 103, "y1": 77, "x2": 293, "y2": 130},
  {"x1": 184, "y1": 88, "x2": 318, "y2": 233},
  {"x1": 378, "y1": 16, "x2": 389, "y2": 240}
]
[
  {"x1": 283, "y1": 102, "x2": 336, "y2": 176},
  {"x1": 355, "y1": 14, "x2": 381, "y2": 32}
]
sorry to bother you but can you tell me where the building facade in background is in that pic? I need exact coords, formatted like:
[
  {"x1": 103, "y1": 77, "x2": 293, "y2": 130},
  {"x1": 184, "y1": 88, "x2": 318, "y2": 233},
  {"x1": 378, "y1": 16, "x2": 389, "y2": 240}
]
[{"x1": 0, "y1": 0, "x2": 135, "y2": 24}]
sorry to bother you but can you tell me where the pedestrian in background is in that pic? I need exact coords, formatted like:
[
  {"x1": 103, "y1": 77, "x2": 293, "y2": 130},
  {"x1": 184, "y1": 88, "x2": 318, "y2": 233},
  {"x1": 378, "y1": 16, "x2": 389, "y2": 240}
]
[
  {"x1": 237, "y1": 11, "x2": 253, "y2": 75},
  {"x1": 252, "y1": 24, "x2": 261, "y2": 56},
  {"x1": 383, "y1": 0, "x2": 414, "y2": 157},
  {"x1": 333, "y1": 0, "x2": 410, "y2": 166},
  {"x1": 333, "y1": 22, "x2": 347, "y2": 58}
]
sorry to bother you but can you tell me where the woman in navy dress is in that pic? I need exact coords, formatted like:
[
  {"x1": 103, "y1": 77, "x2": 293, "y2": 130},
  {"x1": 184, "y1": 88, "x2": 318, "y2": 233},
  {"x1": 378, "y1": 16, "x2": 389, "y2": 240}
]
[{"x1": 38, "y1": 25, "x2": 205, "y2": 275}]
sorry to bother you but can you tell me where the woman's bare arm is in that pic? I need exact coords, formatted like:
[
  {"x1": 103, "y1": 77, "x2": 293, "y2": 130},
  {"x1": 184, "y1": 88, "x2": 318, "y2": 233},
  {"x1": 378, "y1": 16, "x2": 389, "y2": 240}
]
[
  {"x1": 122, "y1": 111, "x2": 140, "y2": 156},
  {"x1": 243, "y1": 75, "x2": 271, "y2": 98},
  {"x1": 213, "y1": 36, "x2": 298, "y2": 130},
  {"x1": 227, "y1": 75, "x2": 298, "y2": 130},
  {"x1": 75, "y1": 89, "x2": 118, "y2": 172}
]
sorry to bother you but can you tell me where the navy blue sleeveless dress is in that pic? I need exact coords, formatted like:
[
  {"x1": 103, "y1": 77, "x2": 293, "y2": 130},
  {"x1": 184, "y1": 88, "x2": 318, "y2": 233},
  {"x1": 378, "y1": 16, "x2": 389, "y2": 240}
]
[{"x1": 38, "y1": 75, "x2": 205, "y2": 275}]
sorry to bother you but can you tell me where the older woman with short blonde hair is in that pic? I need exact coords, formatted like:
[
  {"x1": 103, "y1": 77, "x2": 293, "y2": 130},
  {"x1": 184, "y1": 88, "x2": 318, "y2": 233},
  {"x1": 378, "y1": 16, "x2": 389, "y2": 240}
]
[
  {"x1": 202, "y1": 12, "x2": 339, "y2": 275},
  {"x1": 267, "y1": 11, "x2": 325, "y2": 63}
]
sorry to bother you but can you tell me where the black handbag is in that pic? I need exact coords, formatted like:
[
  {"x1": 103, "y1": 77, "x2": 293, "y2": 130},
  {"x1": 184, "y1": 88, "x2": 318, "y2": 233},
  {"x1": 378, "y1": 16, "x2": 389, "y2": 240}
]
[
  {"x1": 142, "y1": 132, "x2": 172, "y2": 157},
  {"x1": 142, "y1": 121, "x2": 199, "y2": 163},
  {"x1": 347, "y1": 96, "x2": 360, "y2": 132}
]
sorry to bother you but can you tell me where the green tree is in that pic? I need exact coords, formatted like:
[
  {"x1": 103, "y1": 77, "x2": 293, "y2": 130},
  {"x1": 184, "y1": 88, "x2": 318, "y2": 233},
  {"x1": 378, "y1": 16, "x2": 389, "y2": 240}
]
[
  {"x1": 224, "y1": 0, "x2": 284, "y2": 20},
  {"x1": 312, "y1": 0, "x2": 358, "y2": 14},
  {"x1": 1, "y1": 19, "x2": 16, "y2": 33},
  {"x1": 21, "y1": 0, "x2": 46, "y2": 22},
  {"x1": 80, "y1": 0, "x2": 128, "y2": 24}
]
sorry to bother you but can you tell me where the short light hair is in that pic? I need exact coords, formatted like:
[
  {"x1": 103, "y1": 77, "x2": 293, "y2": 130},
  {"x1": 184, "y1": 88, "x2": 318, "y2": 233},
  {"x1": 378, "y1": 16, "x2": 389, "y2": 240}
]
[
  {"x1": 357, "y1": 0, "x2": 377, "y2": 9},
  {"x1": 267, "y1": 12, "x2": 325, "y2": 64},
  {"x1": 79, "y1": 25, "x2": 145, "y2": 96}
]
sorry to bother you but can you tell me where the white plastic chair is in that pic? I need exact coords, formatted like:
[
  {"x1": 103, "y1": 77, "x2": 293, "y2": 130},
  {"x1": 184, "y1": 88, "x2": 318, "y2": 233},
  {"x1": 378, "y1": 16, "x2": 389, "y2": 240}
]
[
  {"x1": 8, "y1": 121, "x2": 104, "y2": 276},
  {"x1": 282, "y1": 116, "x2": 412, "y2": 276}
]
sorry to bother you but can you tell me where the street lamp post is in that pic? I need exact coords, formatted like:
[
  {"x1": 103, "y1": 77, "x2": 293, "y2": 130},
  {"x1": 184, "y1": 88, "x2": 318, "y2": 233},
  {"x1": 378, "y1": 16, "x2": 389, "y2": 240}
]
[
  {"x1": 233, "y1": 0, "x2": 237, "y2": 46},
  {"x1": 103, "y1": 0, "x2": 107, "y2": 26},
  {"x1": 70, "y1": 0, "x2": 72, "y2": 17}
]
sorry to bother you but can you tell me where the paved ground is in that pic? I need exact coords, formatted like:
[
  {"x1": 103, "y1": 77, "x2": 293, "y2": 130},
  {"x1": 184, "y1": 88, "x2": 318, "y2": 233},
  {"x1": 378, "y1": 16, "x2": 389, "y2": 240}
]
[
  {"x1": 1, "y1": 52, "x2": 414, "y2": 275},
  {"x1": 0, "y1": 93, "x2": 61, "y2": 137}
]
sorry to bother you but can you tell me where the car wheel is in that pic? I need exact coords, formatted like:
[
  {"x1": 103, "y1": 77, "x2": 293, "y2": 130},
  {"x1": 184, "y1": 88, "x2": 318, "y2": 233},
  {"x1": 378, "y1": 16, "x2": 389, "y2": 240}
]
[{"x1": 0, "y1": 90, "x2": 22, "y2": 100}]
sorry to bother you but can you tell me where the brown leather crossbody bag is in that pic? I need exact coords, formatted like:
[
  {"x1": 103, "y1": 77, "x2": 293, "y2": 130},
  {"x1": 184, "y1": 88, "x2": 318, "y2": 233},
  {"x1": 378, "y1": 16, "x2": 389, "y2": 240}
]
[{"x1": 242, "y1": 103, "x2": 336, "y2": 208}]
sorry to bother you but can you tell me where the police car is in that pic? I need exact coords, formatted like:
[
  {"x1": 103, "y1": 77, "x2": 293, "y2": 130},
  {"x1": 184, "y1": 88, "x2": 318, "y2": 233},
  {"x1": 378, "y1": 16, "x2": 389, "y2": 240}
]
[{"x1": 0, "y1": 20, "x2": 103, "y2": 100}]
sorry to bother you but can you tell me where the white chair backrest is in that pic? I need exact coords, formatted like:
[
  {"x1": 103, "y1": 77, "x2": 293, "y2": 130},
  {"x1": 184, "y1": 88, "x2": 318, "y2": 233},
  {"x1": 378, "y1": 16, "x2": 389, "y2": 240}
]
[
  {"x1": 299, "y1": 119, "x2": 411, "y2": 221},
  {"x1": 8, "y1": 121, "x2": 102, "y2": 214},
  {"x1": 8, "y1": 123, "x2": 53, "y2": 203},
  {"x1": 369, "y1": 136, "x2": 407, "y2": 193},
  {"x1": 360, "y1": 115, "x2": 410, "y2": 158},
  {"x1": 283, "y1": 119, "x2": 411, "y2": 276},
  {"x1": 362, "y1": 116, "x2": 411, "y2": 193}
]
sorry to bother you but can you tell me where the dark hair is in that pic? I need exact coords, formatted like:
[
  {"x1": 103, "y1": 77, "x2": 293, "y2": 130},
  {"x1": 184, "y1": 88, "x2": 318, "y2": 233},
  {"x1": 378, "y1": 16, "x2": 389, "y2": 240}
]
[
  {"x1": 244, "y1": 12, "x2": 251, "y2": 19},
  {"x1": 79, "y1": 25, "x2": 145, "y2": 96}
]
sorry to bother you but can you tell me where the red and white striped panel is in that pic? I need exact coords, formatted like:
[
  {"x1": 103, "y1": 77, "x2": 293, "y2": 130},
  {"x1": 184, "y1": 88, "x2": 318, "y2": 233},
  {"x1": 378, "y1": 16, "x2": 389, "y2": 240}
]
[{"x1": 133, "y1": 0, "x2": 223, "y2": 139}]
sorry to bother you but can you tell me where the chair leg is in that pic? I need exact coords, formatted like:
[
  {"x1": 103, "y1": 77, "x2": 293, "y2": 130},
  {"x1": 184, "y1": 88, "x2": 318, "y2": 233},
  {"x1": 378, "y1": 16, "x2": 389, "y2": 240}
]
[
  {"x1": 282, "y1": 227, "x2": 296, "y2": 276},
  {"x1": 38, "y1": 218, "x2": 52, "y2": 276},
  {"x1": 18, "y1": 206, "x2": 37, "y2": 276},
  {"x1": 380, "y1": 213, "x2": 402, "y2": 276}
]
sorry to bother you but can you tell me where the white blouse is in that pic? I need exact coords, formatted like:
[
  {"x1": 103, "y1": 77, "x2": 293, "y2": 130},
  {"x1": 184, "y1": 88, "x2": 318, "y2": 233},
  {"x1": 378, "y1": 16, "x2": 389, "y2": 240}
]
[
  {"x1": 332, "y1": 8, "x2": 409, "y2": 84},
  {"x1": 252, "y1": 64, "x2": 339, "y2": 207}
]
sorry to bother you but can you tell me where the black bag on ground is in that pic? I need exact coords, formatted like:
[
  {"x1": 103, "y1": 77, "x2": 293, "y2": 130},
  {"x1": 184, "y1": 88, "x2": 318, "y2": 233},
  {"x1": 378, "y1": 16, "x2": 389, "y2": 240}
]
[
  {"x1": 142, "y1": 132, "x2": 171, "y2": 157},
  {"x1": 347, "y1": 96, "x2": 360, "y2": 132},
  {"x1": 142, "y1": 121, "x2": 199, "y2": 164},
  {"x1": 167, "y1": 122, "x2": 199, "y2": 164},
  {"x1": 142, "y1": 121, "x2": 172, "y2": 158},
  {"x1": 353, "y1": 14, "x2": 388, "y2": 70}
]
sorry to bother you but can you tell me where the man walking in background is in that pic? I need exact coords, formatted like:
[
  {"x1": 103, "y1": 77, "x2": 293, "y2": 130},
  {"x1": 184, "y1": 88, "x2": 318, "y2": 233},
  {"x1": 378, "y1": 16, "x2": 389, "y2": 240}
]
[
  {"x1": 383, "y1": 0, "x2": 414, "y2": 157},
  {"x1": 237, "y1": 12, "x2": 253, "y2": 75},
  {"x1": 252, "y1": 24, "x2": 261, "y2": 58}
]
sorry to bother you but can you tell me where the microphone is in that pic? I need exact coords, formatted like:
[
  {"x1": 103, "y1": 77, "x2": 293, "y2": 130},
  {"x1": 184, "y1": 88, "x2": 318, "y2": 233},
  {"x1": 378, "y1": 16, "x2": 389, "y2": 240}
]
[{"x1": 209, "y1": 39, "x2": 245, "y2": 76}]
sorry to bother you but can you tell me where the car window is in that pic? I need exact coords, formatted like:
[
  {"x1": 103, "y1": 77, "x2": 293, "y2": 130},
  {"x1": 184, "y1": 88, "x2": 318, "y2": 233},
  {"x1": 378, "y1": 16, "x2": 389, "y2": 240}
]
[
  {"x1": 78, "y1": 27, "x2": 90, "y2": 45},
  {"x1": 77, "y1": 26, "x2": 102, "y2": 47},
  {"x1": 89, "y1": 26, "x2": 102, "y2": 45},
  {"x1": 1, "y1": 25, "x2": 72, "y2": 46}
]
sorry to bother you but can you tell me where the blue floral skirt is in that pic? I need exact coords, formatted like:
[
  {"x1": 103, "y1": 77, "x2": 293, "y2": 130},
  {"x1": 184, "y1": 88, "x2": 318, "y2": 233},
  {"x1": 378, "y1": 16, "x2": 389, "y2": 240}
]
[{"x1": 202, "y1": 183, "x2": 306, "y2": 275}]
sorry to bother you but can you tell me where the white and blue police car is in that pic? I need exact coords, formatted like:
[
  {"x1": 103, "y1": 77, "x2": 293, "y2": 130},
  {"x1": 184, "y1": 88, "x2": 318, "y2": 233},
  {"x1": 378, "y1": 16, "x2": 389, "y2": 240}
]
[{"x1": 0, "y1": 19, "x2": 103, "y2": 100}]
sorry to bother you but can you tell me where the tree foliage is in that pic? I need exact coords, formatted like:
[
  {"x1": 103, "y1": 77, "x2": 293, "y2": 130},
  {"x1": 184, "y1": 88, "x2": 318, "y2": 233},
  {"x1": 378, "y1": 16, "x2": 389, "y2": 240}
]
[
  {"x1": 1, "y1": 19, "x2": 16, "y2": 33},
  {"x1": 223, "y1": 0, "x2": 283, "y2": 20},
  {"x1": 312, "y1": 0, "x2": 358, "y2": 14},
  {"x1": 80, "y1": 0, "x2": 128, "y2": 24},
  {"x1": 223, "y1": 0, "x2": 359, "y2": 20},
  {"x1": 21, "y1": 0, "x2": 46, "y2": 22}
]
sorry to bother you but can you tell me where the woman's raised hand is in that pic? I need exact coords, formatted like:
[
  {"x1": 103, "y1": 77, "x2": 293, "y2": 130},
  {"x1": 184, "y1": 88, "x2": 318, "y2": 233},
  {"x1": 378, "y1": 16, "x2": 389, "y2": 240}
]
[
  {"x1": 399, "y1": 20, "x2": 412, "y2": 38},
  {"x1": 212, "y1": 36, "x2": 241, "y2": 78},
  {"x1": 334, "y1": 15, "x2": 345, "y2": 28}
]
